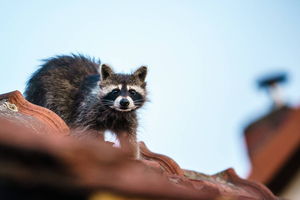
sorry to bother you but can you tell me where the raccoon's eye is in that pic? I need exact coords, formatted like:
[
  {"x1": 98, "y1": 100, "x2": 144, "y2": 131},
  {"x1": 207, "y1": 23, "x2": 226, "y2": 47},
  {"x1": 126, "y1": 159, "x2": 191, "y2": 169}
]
[
  {"x1": 111, "y1": 89, "x2": 120, "y2": 94},
  {"x1": 129, "y1": 89, "x2": 137, "y2": 96}
]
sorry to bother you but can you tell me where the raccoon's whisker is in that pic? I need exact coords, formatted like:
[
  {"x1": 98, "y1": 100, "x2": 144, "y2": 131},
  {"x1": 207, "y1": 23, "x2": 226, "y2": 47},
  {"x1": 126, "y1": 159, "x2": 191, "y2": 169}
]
[
  {"x1": 101, "y1": 102, "x2": 112, "y2": 104},
  {"x1": 101, "y1": 103, "x2": 113, "y2": 106},
  {"x1": 101, "y1": 102, "x2": 113, "y2": 104},
  {"x1": 134, "y1": 101, "x2": 144, "y2": 104},
  {"x1": 133, "y1": 100, "x2": 144, "y2": 102},
  {"x1": 101, "y1": 100, "x2": 114, "y2": 103}
]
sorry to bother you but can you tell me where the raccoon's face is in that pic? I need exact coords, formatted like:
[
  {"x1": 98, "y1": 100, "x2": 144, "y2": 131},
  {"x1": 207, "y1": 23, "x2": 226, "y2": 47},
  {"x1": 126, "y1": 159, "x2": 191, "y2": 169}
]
[{"x1": 99, "y1": 64, "x2": 147, "y2": 112}]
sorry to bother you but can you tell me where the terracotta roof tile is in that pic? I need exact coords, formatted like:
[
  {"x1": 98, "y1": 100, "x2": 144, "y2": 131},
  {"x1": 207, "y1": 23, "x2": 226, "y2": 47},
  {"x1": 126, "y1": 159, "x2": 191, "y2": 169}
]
[{"x1": 0, "y1": 91, "x2": 279, "y2": 200}]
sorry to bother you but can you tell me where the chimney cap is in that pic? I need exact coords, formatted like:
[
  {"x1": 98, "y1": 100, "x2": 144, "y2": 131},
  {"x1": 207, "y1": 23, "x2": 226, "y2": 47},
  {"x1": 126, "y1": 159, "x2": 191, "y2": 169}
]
[{"x1": 257, "y1": 72, "x2": 288, "y2": 89}]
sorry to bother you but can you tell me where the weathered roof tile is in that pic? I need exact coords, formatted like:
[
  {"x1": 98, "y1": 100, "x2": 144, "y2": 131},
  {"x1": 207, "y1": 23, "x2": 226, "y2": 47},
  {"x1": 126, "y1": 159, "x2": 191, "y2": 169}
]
[{"x1": 0, "y1": 91, "x2": 279, "y2": 200}]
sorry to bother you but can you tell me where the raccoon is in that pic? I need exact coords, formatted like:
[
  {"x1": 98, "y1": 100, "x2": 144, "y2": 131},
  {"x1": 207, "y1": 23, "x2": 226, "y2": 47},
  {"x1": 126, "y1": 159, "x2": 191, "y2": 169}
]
[{"x1": 25, "y1": 54, "x2": 148, "y2": 158}]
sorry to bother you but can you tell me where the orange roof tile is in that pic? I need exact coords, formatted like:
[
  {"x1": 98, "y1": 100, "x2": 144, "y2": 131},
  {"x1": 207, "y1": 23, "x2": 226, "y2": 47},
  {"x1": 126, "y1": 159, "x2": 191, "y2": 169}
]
[{"x1": 0, "y1": 91, "x2": 279, "y2": 200}]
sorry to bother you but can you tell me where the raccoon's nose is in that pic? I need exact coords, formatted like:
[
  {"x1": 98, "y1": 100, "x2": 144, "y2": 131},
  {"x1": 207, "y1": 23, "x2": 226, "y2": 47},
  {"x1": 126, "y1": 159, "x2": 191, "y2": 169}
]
[{"x1": 120, "y1": 98, "x2": 130, "y2": 107}]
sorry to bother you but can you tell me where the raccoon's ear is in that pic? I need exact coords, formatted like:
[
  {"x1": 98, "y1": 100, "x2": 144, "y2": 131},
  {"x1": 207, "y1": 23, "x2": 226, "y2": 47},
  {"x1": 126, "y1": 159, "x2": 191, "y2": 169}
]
[
  {"x1": 134, "y1": 66, "x2": 147, "y2": 82},
  {"x1": 101, "y1": 64, "x2": 114, "y2": 80}
]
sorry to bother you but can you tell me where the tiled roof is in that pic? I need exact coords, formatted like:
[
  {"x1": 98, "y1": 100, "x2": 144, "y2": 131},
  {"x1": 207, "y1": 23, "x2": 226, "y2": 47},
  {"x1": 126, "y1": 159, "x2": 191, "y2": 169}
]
[{"x1": 0, "y1": 91, "x2": 279, "y2": 200}]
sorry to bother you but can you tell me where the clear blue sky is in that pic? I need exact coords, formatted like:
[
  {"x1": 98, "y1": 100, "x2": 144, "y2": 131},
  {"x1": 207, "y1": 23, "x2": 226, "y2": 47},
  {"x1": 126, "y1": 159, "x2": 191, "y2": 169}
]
[{"x1": 1, "y1": 0, "x2": 300, "y2": 177}]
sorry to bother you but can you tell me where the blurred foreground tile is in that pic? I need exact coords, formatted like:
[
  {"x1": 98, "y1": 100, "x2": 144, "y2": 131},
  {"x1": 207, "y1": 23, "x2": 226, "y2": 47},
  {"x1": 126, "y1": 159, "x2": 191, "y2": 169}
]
[{"x1": 0, "y1": 91, "x2": 279, "y2": 200}]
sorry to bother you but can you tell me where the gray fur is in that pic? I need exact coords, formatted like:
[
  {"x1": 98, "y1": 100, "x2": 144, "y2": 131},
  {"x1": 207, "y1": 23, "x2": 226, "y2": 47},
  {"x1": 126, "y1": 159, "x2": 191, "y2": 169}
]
[{"x1": 24, "y1": 54, "x2": 148, "y2": 158}]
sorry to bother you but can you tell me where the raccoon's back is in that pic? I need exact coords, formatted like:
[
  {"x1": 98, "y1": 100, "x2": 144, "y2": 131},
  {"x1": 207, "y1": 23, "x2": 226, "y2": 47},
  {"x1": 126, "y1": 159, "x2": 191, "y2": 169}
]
[{"x1": 24, "y1": 54, "x2": 100, "y2": 123}]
